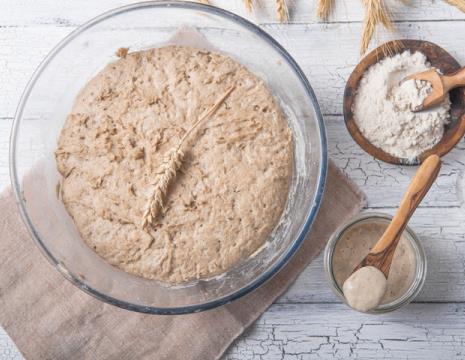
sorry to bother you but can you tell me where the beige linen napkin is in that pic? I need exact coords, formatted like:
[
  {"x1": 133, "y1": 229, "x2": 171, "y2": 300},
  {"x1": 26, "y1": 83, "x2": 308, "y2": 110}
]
[{"x1": 0, "y1": 161, "x2": 364, "y2": 360}]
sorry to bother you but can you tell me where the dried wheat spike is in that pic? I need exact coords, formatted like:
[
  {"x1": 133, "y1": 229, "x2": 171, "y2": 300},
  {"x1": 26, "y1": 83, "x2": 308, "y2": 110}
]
[
  {"x1": 443, "y1": 0, "x2": 465, "y2": 12},
  {"x1": 317, "y1": 0, "x2": 334, "y2": 20},
  {"x1": 276, "y1": 0, "x2": 289, "y2": 22},
  {"x1": 244, "y1": 0, "x2": 254, "y2": 12},
  {"x1": 379, "y1": 40, "x2": 402, "y2": 58},
  {"x1": 142, "y1": 148, "x2": 184, "y2": 228},
  {"x1": 142, "y1": 86, "x2": 235, "y2": 229},
  {"x1": 360, "y1": 0, "x2": 394, "y2": 55}
]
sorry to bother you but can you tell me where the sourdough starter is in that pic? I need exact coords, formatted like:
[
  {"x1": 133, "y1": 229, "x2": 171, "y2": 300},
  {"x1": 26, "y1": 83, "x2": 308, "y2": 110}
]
[
  {"x1": 343, "y1": 266, "x2": 387, "y2": 312},
  {"x1": 333, "y1": 221, "x2": 416, "y2": 305},
  {"x1": 55, "y1": 46, "x2": 293, "y2": 283}
]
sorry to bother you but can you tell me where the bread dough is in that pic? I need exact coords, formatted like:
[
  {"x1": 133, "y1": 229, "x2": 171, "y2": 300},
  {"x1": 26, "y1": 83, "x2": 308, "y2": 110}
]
[{"x1": 55, "y1": 46, "x2": 293, "y2": 283}]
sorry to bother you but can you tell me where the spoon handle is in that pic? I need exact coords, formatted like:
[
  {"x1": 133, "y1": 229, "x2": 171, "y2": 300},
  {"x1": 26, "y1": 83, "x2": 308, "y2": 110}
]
[
  {"x1": 356, "y1": 155, "x2": 441, "y2": 277},
  {"x1": 443, "y1": 67, "x2": 465, "y2": 91},
  {"x1": 371, "y1": 155, "x2": 441, "y2": 254}
]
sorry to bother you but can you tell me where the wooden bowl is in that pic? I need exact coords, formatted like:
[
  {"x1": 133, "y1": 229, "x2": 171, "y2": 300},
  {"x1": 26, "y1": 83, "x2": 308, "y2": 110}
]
[{"x1": 344, "y1": 39, "x2": 465, "y2": 165}]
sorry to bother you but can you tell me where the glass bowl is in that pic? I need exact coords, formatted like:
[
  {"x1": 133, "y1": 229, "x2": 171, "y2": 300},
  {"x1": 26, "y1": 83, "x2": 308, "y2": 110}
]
[
  {"x1": 324, "y1": 213, "x2": 427, "y2": 313},
  {"x1": 10, "y1": 1, "x2": 327, "y2": 314}
]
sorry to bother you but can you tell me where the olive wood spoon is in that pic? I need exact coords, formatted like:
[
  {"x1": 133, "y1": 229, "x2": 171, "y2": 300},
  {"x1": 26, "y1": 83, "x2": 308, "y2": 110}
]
[
  {"x1": 405, "y1": 67, "x2": 465, "y2": 111},
  {"x1": 352, "y1": 154, "x2": 441, "y2": 278}
]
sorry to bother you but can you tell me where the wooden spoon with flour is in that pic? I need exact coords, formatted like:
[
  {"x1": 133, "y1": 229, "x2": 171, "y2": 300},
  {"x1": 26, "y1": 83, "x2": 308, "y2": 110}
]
[
  {"x1": 406, "y1": 67, "x2": 465, "y2": 111},
  {"x1": 343, "y1": 155, "x2": 441, "y2": 312}
]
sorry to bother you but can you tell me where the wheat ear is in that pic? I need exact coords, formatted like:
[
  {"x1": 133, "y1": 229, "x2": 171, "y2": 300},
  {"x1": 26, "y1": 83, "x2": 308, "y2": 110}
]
[
  {"x1": 142, "y1": 86, "x2": 235, "y2": 229},
  {"x1": 378, "y1": 39, "x2": 402, "y2": 58},
  {"x1": 244, "y1": 0, "x2": 254, "y2": 12},
  {"x1": 443, "y1": 0, "x2": 465, "y2": 12},
  {"x1": 276, "y1": 0, "x2": 289, "y2": 22},
  {"x1": 360, "y1": 0, "x2": 394, "y2": 55},
  {"x1": 317, "y1": 0, "x2": 334, "y2": 20}
]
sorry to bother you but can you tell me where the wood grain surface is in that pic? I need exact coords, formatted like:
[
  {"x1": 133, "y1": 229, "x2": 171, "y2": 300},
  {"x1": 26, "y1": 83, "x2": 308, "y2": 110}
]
[{"x1": 1, "y1": 0, "x2": 465, "y2": 359}]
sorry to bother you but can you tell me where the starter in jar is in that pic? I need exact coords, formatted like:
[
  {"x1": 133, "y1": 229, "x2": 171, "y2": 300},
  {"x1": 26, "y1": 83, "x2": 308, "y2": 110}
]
[
  {"x1": 343, "y1": 265, "x2": 388, "y2": 312},
  {"x1": 332, "y1": 220, "x2": 416, "y2": 311}
]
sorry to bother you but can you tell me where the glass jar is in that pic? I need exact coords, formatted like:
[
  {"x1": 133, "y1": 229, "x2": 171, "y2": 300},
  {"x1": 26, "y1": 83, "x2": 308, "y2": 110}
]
[{"x1": 324, "y1": 212, "x2": 427, "y2": 313}]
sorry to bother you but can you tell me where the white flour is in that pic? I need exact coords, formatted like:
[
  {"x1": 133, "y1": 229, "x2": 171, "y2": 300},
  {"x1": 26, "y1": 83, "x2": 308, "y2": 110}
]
[{"x1": 353, "y1": 51, "x2": 450, "y2": 160}]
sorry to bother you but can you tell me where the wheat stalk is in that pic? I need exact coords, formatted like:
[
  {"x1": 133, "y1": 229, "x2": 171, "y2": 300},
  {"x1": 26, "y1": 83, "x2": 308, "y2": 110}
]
[
  {"x1": 443, "y1": 0, "x2": 465, "y2": 12},
  {"x1": 276, "y1": 0, "x2": 289, "y2": 22},
  {"x1": 360, "y1": 0, "x2": 394, "y2": 55},
  {"x1": 244, "y1": 0, "x2": 254, "y2": 12},
  {"x1": 142, "y1": 86, "x2": 235, "y2": 229},
  {"x1": 317, "y1": 0, "x2": 334, "y2": 20},
  {"x1": 378, "y1": 40, "x2": 402, "y2": 58}
]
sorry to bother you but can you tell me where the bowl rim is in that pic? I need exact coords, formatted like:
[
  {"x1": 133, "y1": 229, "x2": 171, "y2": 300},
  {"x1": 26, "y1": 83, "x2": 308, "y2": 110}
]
[{"x1": 9, "y1": 0, "x2": 328, "y2": 315}]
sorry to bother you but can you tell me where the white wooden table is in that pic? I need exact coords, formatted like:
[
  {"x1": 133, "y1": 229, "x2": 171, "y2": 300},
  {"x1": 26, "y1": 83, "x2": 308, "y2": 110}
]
[{"x1": 2, "y1": 1, "x2": 465, "y2": 358}]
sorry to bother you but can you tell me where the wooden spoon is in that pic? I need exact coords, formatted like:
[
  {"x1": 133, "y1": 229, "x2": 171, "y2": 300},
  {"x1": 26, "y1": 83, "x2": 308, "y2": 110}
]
[
  {"x1": 405, "y1": 67, "x2": 465, "y2": 111},
  {"x1": 352, "y1": 155, "x2": 441, "y2": 278}
]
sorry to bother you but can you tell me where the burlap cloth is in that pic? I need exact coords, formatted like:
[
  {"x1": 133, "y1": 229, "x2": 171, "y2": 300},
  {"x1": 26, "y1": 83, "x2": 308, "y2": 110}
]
[{"x1": 0, "y1": 161, "x2": 364, "y2": 359}]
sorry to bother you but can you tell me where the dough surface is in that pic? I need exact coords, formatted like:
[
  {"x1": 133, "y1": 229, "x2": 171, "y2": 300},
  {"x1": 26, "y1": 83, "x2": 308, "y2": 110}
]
[{"x1": 56, "y1": 46, "x2": 293, "y2": 283}]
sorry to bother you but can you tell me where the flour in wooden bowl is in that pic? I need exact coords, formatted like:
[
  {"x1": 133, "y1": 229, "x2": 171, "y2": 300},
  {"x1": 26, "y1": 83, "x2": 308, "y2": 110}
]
[
  {"x1": 55, "y1": 46, "x2": 293, "y2": 284},
  {"x1": 353, "y1": 51, "x2": 450, "y2": 160}
]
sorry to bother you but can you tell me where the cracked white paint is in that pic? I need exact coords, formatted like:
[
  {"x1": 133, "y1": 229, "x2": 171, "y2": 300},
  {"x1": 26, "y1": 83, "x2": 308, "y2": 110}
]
[
  {"x1": 226, "y1": 304, "x2": 465, "y2": 359},
  {"x1": 1, "y1": 0, "x2": 465, "y2": 359}
]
